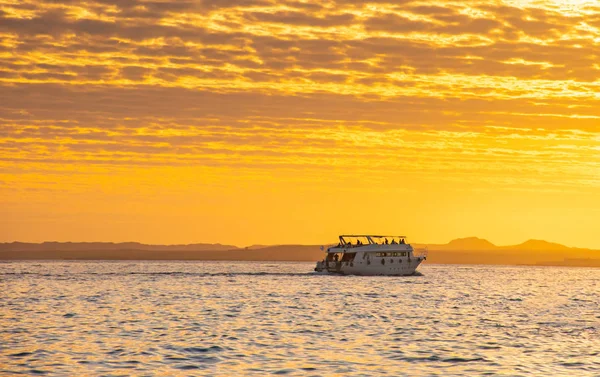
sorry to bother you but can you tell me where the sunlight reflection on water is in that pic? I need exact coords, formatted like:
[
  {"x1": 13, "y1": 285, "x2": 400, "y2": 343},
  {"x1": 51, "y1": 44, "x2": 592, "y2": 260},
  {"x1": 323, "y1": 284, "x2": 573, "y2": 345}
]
[{"x1": 1, "y1": 261, "x2": 599, "y2": 376}]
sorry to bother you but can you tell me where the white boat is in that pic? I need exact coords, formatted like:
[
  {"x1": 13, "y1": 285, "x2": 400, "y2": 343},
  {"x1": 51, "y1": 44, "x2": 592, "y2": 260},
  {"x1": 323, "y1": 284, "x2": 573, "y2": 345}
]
[{"x1": 314, "y1": 235, "x2": 427, "y2": 276}]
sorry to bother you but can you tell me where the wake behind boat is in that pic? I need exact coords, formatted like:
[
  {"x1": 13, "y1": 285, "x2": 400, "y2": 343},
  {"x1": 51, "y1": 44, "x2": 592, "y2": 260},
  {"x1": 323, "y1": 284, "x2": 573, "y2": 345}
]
[{"x1": 314, "y1": 235, "x2": 427, "y2": 276}]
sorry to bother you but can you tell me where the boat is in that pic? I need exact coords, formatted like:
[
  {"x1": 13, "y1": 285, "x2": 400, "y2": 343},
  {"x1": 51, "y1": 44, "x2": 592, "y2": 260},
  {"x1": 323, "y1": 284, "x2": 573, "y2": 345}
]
[{"x1": 314, "y1": 235, "x2": 427, "y2": 276}]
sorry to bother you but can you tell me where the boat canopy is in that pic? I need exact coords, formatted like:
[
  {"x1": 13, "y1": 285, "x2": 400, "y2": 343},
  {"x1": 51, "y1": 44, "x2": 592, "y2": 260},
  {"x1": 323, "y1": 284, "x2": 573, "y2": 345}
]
[{"x1": 338, "y1": 235, "x2": 406, "y2": 245}]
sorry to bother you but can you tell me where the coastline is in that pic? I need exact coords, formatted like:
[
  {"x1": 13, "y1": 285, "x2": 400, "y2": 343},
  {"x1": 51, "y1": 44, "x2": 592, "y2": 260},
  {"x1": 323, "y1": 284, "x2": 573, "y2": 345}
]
[{"x1": 2, "y1": 245, "x2": 600, "y2": 268}]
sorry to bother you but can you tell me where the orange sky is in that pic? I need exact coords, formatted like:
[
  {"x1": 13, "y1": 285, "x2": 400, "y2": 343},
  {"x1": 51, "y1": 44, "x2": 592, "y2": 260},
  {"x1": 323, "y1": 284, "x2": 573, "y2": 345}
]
[{"x1": 1, "y1": 0, "x2": 599, "y2": 248}]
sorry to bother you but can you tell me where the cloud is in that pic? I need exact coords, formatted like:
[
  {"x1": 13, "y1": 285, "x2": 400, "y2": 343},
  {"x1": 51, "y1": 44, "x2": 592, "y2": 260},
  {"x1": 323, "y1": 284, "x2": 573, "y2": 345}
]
[
  {"x1": 0, "y1": 0, "x2": 599, "y2": 194},
  {"x1": 246, "y1": 11, "x2": 356, "y2": 27}
]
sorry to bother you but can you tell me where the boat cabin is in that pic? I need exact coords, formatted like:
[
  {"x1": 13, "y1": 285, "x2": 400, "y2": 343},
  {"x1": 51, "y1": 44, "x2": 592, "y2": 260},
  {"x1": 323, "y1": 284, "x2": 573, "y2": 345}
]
[{"x1": 316, "y1": 234, "x2": 427, "y2": 275}]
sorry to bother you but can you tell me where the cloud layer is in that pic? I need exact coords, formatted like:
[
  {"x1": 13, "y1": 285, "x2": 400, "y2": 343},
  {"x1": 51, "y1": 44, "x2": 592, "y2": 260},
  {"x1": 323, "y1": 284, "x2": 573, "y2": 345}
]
[{"x1": 1, "y1": 0, "x2": 599, "y2": 245}]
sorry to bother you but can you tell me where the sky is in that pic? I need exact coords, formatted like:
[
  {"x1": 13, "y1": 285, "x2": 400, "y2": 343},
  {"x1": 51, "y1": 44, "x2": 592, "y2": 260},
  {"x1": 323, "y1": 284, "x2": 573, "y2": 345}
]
[{"x1": 1, "y1": 0, "x2": 599, "y2": 248}]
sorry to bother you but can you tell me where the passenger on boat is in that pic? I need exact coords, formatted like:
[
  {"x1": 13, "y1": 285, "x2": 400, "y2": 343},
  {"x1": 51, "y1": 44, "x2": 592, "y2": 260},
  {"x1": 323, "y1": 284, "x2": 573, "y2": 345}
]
[
  {"x1": 400, "y1": 239, "x2": 405, "y2": 244},
  {"x1": 391, "y1": 239, "x2": 397, "y2": 244},
  {"x1": 385, "y1": 238, "x2": 389, "y2": 244},
  {"x1": 334, "y1": 254, "x2": 339, "y2": 262}
]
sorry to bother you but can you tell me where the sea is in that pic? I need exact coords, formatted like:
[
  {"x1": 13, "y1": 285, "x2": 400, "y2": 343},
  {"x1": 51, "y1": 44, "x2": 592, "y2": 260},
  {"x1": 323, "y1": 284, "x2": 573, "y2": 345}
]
[{"x1": 1, "y1": 261, "x2": 599, "y2": 376}]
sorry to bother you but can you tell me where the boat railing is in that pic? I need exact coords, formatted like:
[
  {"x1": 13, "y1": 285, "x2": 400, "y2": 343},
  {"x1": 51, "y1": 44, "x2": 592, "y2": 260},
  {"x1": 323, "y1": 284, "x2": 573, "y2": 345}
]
[{"x1": 331, "y1": 242, "x2": 415, "y2": 249}]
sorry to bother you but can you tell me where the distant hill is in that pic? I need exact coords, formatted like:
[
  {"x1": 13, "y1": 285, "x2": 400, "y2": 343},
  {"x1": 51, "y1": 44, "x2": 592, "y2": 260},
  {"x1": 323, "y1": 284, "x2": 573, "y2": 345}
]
[
  {"x1": 427, "y1": 237, "x2": 497, "y2": 251},
  {"x1": 1, "y1": 239, "x2": 599, "y2": 267},
  {"x1": 0, "y1": 242, "x2": 321, "y2": 261},
  {"x1": 419, "y1": 237, "x2": 600, "y2": 267},
  {"x1": 245, "y1": 244, "x2": 276, "y2": 250},
  {"x1": 501, "y1": 239, "x2": 570, "y2": 251}
]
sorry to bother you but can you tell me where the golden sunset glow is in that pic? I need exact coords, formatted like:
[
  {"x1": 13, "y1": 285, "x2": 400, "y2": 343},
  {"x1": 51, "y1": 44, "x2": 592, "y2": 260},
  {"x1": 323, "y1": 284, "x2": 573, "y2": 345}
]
[{"x1": 1, "y1": 0, "x2": 599, "y2": 247}]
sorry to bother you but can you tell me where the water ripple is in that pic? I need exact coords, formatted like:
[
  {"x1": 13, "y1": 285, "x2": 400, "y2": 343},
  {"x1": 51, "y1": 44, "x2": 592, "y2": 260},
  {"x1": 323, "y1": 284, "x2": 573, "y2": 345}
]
[{"x1": 1, "y1": 261, "x2": 599, "y2": 376}]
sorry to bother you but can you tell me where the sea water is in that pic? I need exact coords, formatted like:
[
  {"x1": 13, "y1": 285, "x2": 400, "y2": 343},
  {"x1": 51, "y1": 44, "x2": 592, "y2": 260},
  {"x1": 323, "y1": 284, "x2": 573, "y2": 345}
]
[{"x1": 1, "y1": 261, "x2": 599, "y2": 376}]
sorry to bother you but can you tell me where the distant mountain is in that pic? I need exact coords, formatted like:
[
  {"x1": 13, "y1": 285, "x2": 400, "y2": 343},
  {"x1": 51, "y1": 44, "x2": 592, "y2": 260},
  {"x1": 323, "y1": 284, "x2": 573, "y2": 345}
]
[
  {"x1": 502, "y1": 239, "x2": 570, "y2": 251},
  {"x1": 424, "y1": 237, "x2": 574, "y2": 252},
  {"x1": 0, "y1": 238, "x2": 580, "y2": 254},
  {"x1": 430, "y1": 237, "x2": 497, "y2": 251},
  {"x1": 418, "y1": 237, "x2": 600, "y2": 267},
  {"x1": 1, "y1": 239, "x2": 599, "y2": 268},
  {"x1": 245, "y1": 244, "x2": 276, "y2": 250},
  {"x1": 0, "y1": 242, "x2": 321, "y2": 262}
]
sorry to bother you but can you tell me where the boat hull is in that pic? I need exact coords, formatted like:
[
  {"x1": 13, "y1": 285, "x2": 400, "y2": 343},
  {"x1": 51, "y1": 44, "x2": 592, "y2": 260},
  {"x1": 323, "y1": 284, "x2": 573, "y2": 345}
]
[{"x1": 314, "y1": 257, "x2": 424, "y2": 276}]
